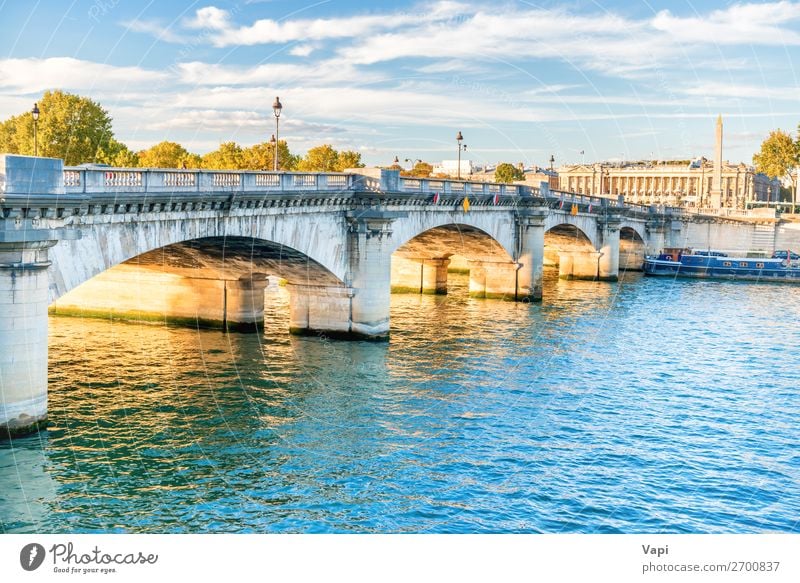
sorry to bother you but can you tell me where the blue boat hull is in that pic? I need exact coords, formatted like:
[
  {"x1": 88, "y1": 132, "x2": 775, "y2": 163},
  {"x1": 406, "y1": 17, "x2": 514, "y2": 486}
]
[{"x1": 644, "y1": 255, "x2": 800, "y2": 282}]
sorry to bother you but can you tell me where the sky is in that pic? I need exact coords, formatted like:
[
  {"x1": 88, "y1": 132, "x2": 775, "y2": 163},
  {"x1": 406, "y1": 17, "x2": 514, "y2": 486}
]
[{"x1": 0, "y1": 0, "x2": 798, "y2": 168}]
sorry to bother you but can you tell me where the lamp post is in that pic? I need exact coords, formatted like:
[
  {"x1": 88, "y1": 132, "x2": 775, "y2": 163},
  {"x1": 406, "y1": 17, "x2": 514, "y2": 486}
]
[
  {"x1": 32, "y1": 103, "x2": 40, "y2": 157},
  {"x1": 269, "y1": 134, "x2": 277, "y2": 170},
  {"x1": 549, "y1": 154, "x2": 555, "y2": 172},
  {"x1": 272, "y1": 96, "x2": 282, "y2": 171},
  {"x1": 456, "y1": 131, "x2": 467, "y2": 179}
]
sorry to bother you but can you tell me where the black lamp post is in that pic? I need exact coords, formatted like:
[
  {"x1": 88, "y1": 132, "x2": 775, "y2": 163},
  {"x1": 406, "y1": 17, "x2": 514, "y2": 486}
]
[
  {"x1": 32, "y1": 103, "x2": 40, "y2": 157},
  {"x1": 272, "y1": 96, "x2": 282, "y2": 171},
  {"x1": 269, "y1": 134, "x2": 277, "y2": 170},
  {"x1": 549, "y1": 154, "x2": 555, "y2": 172},
  {"x1": 456, "y1": 131, "x2": 467, "y2": 179}
]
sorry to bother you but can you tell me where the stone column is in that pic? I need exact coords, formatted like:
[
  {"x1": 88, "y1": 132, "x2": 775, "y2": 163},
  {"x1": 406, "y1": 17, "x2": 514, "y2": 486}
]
[
  {"x1": 516, "y1": 209, "x2": 547, "y2": 301},
  {"x1": 709, "y1": 114, "x2": 723, "y2": 208},
  {"x1": 287, "y1": 284, "x2": 354, "y2": 338},
  {"x1": 468, "y1": 260, "x2": 518, "y2": 299},
  {"x1": 421, "y1": 258, "x2": 449, "y2": 294},
  {"x1": 0, "y1": 239, "x2": 55, "y2": 437},
  {"x1": 346, "y1": 211, "x2": 403, "y2": 340},
  {"x1": 225, "y1": 275, "x2": 268, "y2": 331},
  {"x1": 557, "y1": 250, "x2": 601, "y2": 280},
  {"x1": 0, "y1": 154, "x2": 80, "y2": 438},
  {"x1": 645, "y1": 219, "x2": 668, "y2": 256},
  {"x1": 598, "y1": 215, "x2": 622, "y2": 281},
  {"x1": 390, "y1": 256, "x2": 449, "y2": 294}
]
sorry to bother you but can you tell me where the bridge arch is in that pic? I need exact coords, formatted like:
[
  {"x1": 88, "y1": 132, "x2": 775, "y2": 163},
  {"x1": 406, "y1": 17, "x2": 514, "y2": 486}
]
[
  {"x1": 619, "y1": 226, "x2": 646, "y2": 271},
  {"x1": 48, "y1": 211, "x2": 349, "y2": 301},
  {"x1": 50, "y1": 235, "x2": 348, "y2": 332},
  {"x1": 390, "y1": 220, "x2": 518, "y2": 299}
]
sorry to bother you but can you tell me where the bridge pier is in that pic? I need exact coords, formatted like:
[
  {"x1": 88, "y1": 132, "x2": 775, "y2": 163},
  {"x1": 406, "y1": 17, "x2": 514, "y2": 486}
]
[
  {"x1": 557, "y1": 250, "x2": 602, "y2": 280},
  {"x1": 0, "y1": 155, "x2": 80, "y2": 438},
  {"x1": 288, "y1": 284, "x2": 354, "y2": 337},
  {"x1": 598, "y1": 217, "x2": 622, "y2": 281},
  {"x1": 516, "y1": 210, "x2": 547, "y2": 301},
  {"x1": 468, "y1": 260, "x2": 519, "y2": 300},
  {"x1": 345, "y1": 212, "x2": 401, "y2": 340},
  {"x1": 619, "y1": 241, "x2": 645, "y2": 271},
  {"x1": 391, "y1": 256, "x2": 449, "y2": 294},
  {"x1": 0, "y1": 241, "x2": 54, "y2": 438},
  {"x1": 51, "y1": 266, "x2": 268, "y2": 331}
]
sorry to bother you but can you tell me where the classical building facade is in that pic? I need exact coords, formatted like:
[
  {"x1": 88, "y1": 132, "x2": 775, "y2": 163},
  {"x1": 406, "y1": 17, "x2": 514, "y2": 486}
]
[
  {"x1": 556, "y1": 161, "x2": 779, "y2": 209},
  {"x1": 557, "y1": 116, "x2": 780, "y2": 210}
]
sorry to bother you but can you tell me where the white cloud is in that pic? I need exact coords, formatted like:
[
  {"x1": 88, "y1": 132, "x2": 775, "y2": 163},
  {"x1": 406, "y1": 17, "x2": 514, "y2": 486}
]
[
  {"x1": 0, "y1": 57, "x2": 167, "y2": 94},
  {"x1": 174, "y1": 59, "x2": 376, "y2": 87},
  {"x1": 651, "y1": 1, "x2": 800, "y2": 45},
  {"x1": 122, "y1": 19, "x2": 189, "y2": 43},
  {"x1": 184, "y1": 6, "x2": 232, "y2": 31},
  {"x1": 680, "y1": 82, "x2": 800, "y2": 100},
  {"x1": 289, "y1": 44, "x2": 314, "y2": 57}
]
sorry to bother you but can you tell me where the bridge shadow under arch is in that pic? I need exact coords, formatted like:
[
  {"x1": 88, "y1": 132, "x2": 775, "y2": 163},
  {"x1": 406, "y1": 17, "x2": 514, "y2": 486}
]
[
  {"x1": 390, "y1": 223, "x2": 518, "y2": 299},
  {"x1": 620, "y1": 226, "x2": 646, "y2": 272},
  {"x1": 50, "y1": 236, "x2": 347, "y2": 331},
  {"x1": 544, "y1": 224, "x2": 596, "y2": 266}
]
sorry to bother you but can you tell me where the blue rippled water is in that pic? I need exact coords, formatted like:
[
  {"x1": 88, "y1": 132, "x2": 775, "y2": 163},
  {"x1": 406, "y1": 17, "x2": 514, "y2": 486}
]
[{"x1": 2, "y1": 271, "x2": 799, "y2": 533}]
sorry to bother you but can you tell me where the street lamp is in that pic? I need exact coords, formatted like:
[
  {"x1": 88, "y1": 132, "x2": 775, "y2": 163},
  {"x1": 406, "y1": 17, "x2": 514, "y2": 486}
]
[
  {"x1": 32, "y1": 103, "x2": 40, "y2": 156},
  {"x1": 549, "y1": 154, "x2": 555, "y2": 172},
  {"x1": 456, "y1": 131, "x2": 467, "y2": 179},
  {"x1": 269, "y1": 134, "x2": 277, "y2": 170},
  {"x1": 272, "y1": 96, "x2": 282, "y2": 171}
]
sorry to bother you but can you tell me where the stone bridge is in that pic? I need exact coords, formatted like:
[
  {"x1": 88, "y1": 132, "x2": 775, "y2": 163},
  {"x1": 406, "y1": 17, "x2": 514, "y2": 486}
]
[{"x1": 0, "y1": 154, "x2": 789, "y2": 437}]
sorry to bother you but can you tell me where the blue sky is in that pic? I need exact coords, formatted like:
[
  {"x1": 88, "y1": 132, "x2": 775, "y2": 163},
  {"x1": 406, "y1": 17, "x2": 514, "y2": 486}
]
[{"x1": 0, "y1": 0, "x2": 798, "y2": 167}]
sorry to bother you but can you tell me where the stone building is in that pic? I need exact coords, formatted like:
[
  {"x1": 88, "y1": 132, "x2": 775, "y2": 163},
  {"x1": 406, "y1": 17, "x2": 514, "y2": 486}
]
[
  {"x1": 557, "y1": 116, "x2": 780, "y2": 209},
  {"x1": 556, "y1": 160, "x2": 779, "y2": 209}
]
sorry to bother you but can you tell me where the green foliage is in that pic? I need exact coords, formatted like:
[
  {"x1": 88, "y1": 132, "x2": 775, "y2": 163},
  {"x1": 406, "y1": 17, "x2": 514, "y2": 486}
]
[
  {"x1": 0, "y1": 90, "x2": 118, "y2": 165},
  {"x1": 297, "y1": 144, "x2": 364, "y2": 172},
  {"x1": 96, "y1": 138, "x2": 138, "y2": 167},
  {"x1": 297, "y1": 144, "x2": 339, "y2": 171},
  {"x1": 336, "y1": 150, "x2": 364, "y2": 170},
  {"x1": 753, "y1": 130, "x2": 797, "y2": 180},
  {"x1": 494, "y1": 162, "x2": 525, "y2": 183},
  {"x1": 401, "y1": 161, "x2": 433, "y2": 177},
  {"x1": 201, "y1": 142, "x2": 244, "y2": 170},
  {"x1": 138, "y1": 141, "x2": 193, "y2": 168},
  {"x1": 241, "y1": 140, "x2": 298, "y2": 170},
  {"x1": 754, "y1": 129, "x2": 800, "y2": 204}
]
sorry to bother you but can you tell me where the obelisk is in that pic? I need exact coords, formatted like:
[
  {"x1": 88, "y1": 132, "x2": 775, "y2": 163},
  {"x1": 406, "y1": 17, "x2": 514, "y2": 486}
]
[{"x1": 709, "y1": 114, "x2": 723, "y2": 208}]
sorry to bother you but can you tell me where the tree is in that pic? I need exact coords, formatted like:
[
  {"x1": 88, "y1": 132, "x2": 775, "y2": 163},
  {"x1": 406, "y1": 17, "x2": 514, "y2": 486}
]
[
  {"x1": 201, "y1": 142, "x2": 245, "y2": 169},
  {"x1": 241, "y1": 140, "x2": 298, "y2": 170},
  {"x1": 298, "y1": 144, "x2": 339, "y2": 171},
  {"x1": 297, "y1": 145, "x2": 366, "y2": 172},
  {"x1": 138, "y1": 141, "x2": 195, "y2": 168},
  {"x1": 96, "y1": 138, "x2": 138, "y2": 167},
  {"x1": 400, "y1": 161, "x2": 433, "y2": 177},
  {"x1": 0, "y1": 90, "x2": 119, "y2": 165},
  {"x1": 753, "y1": 129, "x2": 799, "y2": 208},
  {"x1": 336, "y1": 150, "x2": 364, "y2": 171},
  {"x1": 495, "y1": 162, "x2": 525, "y2": 183}
]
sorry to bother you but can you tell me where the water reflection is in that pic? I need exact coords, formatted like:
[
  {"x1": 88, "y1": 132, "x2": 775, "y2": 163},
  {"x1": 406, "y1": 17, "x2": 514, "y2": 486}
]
[{"x1": 1, "y1": 272, "x2": 799, "y2": 533}]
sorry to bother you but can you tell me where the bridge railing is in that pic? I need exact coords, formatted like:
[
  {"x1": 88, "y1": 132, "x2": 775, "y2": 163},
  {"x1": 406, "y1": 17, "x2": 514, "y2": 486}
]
[
  {"x1": 62, "y1": 167, "x2": 362, "y2": 194},
  {"x1": 60, "y1": 166, "x2": 691, "y2": 217},
  {"x1": 397, "y1": 177, "x2": 531, "y2": 197}
]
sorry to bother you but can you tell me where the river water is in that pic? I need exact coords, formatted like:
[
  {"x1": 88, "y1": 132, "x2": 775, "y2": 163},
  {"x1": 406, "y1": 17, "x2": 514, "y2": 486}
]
[{"x1": 2, "y1": 271, "x2": 799, "y2": 533}]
